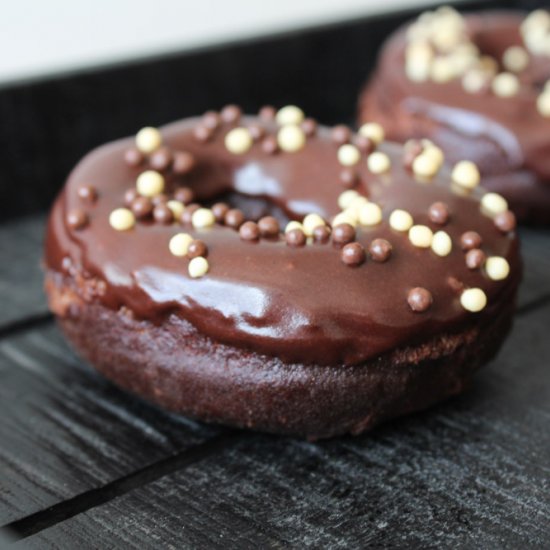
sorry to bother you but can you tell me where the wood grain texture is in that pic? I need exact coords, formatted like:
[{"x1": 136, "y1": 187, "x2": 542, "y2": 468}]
[{"x1": 15, "y1": 304, "x2": 550, "y2": 549}]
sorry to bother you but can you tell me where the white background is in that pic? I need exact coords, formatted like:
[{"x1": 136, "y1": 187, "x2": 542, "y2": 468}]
[{"x1": 0, "y1": 0, "x2": 452, "y2": 85}]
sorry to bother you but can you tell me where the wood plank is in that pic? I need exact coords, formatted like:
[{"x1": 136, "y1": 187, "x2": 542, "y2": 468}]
[
  {"x1": 18, "y1": 304, "x2": 550, "y2": 548},
  {"x1": 0, "y1": 324, "x2": 220, "y2": 524}
]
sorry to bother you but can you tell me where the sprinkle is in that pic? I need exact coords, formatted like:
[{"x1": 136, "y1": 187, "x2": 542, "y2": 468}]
[
  {"x1": 465, "y1": 248, "x2": 485, "y2": 270},
  {"x1": 367, "y1": 151, "x2": 391, "y2": 174},
  {"x1": 285, "y1": 221, "x2": 303, "y2": 233},
  {"x1": 502, "y1": 46, "x2": 529, "y2": 73},
  {"x1": 194, "y1": 125, "x2": 213, "y2": 142},
  {"x1": 277, "y1": 125, "x2": 306, "y2": 152},
  {"x1": 430, "y1": 56, "x2": 456, "y2": 83},
  {"x1": 153, "y1": 203, "x2": 173, "y2": 224},
  {"x1": 202, "y1": 111, "x2": 220, "y2": 129},
  {"x1": 369, "y1": 238, "x2": 392, "y2": 262},
  {"x1": 341, "y1": 243, "x2": 366, "y2": 266},
  {"x1": 358, "y1": 203, "x2": 382, "y2": 226},
  {"x1": 150, "y1": 147, "x2": 173, "y2": 171},
  {"x1": 332, "y1": 212, "x2": 357, "y2": 228},
  {"x1": 405, "y1": 41, "x2": 434, "y2": 82},
  {"x1": 220, "y1": 104, "x2": 241, "y2": 123},
  {"x1": 338, "y1": 190, "x2": 360, "y2": 210},
  {"x1": 109, "y1": 208, "x2": 135, "y2": 231},
  {"x1": 124, "y1": 148, "x2": 144, "y2": 167},
  {"x1": 192, "y1": 208, "x2": 215, "y2": 229},
  {"x1": 276, "y1": 105, "x2": 305, "y2": 126},
  {"x1": 180, "y1": 203, "x2": 200, "y2": 225},
  {"x1": 131, "y1": 196, "x2": 154, "y2": 219},
  {"x1": 412, "y1": 152, "x2": 440, "y2": 177},
  {"x1": 188, "y1": 257, "x2": 209, "y2": 278},
  {"x1": 354, "y1": 134, "x2": 374, "y2": 154},
  {"x1": 167, "y1": 200, "x2": 185, "y2": 219},
  {"x1": 259, "y1": 105, "x2": 276, "y2": 120},
  {"x1": 136, "y1": 170, "x2": 165, "y2": 197},
  {"x1": 261, "y1": 136, "x2": 279, "y2": 154},
  {"x1": 337, "y1": 144, "x2": 361, "y2": 167},
  {"x1": 462, "y1": 69, "x2": 490, "y2": 94},
  {"x1": 492, "y1": 72, "x2": 520, "y2": 97},
  {"x1": 409, "y1": 225, "x2": 433, "y2": 248},
  {"x1": 431, "y1": 231, "x2": 452, "y2": 256},
  {"x1": 301, "y1": 118, "x2": 318, "y2": 136},
  {"x1": 258, "y1": 216, "x2": 280, "y2": 237},
  {"x1": 389, "y1": 209, "x2": 413, "y2": 232},
  {"x1": 407, "y1": 287, "x2": 433, "y2": 312},
  {"x1": 187, "y1": 240, "x2": 208, "y2": 259},
  {"x1": 494, "y1": 211, "x2": 516, "y2": 233},
  {"x1": 313, "y1": 225, "x2": 331, "y2": 243},
  {"x1": 358, "y1": 122, "x2": 385, "y2": 144},
  {"x1": 302, "y1": 213, "x2": 326, "y2": 236},
  {"x1": 339, "y1": 168, "x2": 358, "y2": 188},
  {"x1": 481, "y1": 193, "x2": 508, "y2": 216},
  {"x1": 485, "y1": 256, "x2": 510, "y2": 281},
  {"x1": 285, "y1": 228, "x2": 306, "y2": 247},
  {"x1": 331, "y1": 125, "x2": 352, "y2": 144},
  {"x1": 460, "y1": 231, "x2": 482, "y2": 250},
  {"x1": 225, "y1": 209, "x2": 245, "y2": 229},
  {"x1": 332, "y1": 223, "x2": 356, "y2": 245},
  {"x1": 67, "y1": 209, "x2": 88, "y2": 230},
  {"x1": 212, "y1": 202, "x2": 230, "y2": 223},
  {"x1": 421, "y1": 142, "x2": 444, "y2": 167},
  {"x1": 452, "y1": 160, "x2": 480, "y2": 189},
  {"x1": 78, "y1": 185, "x2": 97, "y2": 203},
  {"x1": 239, "y1": 221, "x2": 260, "y2": 241},
  {"x1": 174, "y1": 187, "x2": 194, "y2": 204},
  {"x1": 460, "y1": 288, "x2": 487, "y2": 312},
  {"x1": 537, "y1": 92, "x2": 550, "y2": 117},
  {"x1": 169, "y1": 233, "x2": 193, "y2": 257},
  {"x1": 172, "y1": 152, "x2": 196, "y2": 175},
  {"x1": 428, "y1": 202, "x2": 450, "y2": 225},
  {"x1": 248, "y1": 124, "x2": 265, "y2": 141},
  {"x1": 225, "y1": 127, "x2": 253, "y2": 155},
  {"x1": 135, "y1": 127, "x2": 162, "y2": 154}
]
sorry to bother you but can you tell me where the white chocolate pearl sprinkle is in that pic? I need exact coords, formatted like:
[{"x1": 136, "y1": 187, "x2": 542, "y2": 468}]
[
  {"x1": 431, "y1": 230, "x2": 452, "y2": 257},
  {"x1": 276, "y1": 105, "x2": 305, "y2": 126},
  {"x1": 337, "y1": 144, "x2": 361, "y2": 167},
  {"x1": 422, "y1": 143, "x2": 444, "y2": 167},
  {"x1": 452, "y1": 160, "x2": 480, "y2": 189},
  {"x1": 225, "y1": 127, "x2": 253, "y2": 155},
  {"x1": 167, "y1": 200, "x2": 184, "y2": 219},
  {"x1": 135, "y1": 127, "x2": 162, "y2": 154},
  {"x1": 537, "y1": 92, "x2": 550, "y2": 117},
  {"x1": 188, "y1": 256, "x2": 209, "y2": 278},
  {"x1": 502, "y1": 46, "x2": 529, "y2": 73},
  {"x1": 109, "y1": 208, "x2": 135, "y2": 231},
  {"x1": 192, "y1": 208, "x2": 215, "y2": 229},
  {"x1": 338, "y1": 190, "x2": 359, "y2": 210},
  {"x1": 481, "y1": 193, "x2": 508, "y2": 216},
  {"x1": 408, "y1": 225, "x2": 433, "y2": 248},
  {"x1": 302, "y1": 213, "x2": 326, "y2": 236},
  {"x1": 462, "y1": 70, "x2": 488, "y2": 94},
  {"x1": 277, "y1": 125, "x2": 306, "y2": 152},
  {"x1": 389, "y1": 209, "x2": 414, "y2": 232},
  {"x1": 359, "y1": 203, "x2": 382, "y2": 226},
  {"x1": 430, "y1": 57, "x2": 456, "y2": 83},
  {"x1": 460, "y1": 288, "x2": 487, "y2": 312},
  {"x1": 492, "y1": 72, "x2": 520, "y2": 97},
  {"x1": 169, "y1": 233, "x2": 193, "y2": 257},
  {"x1": 485, "y1": 256, "x2": 510, "y2": 281},
  {"x1": 136, "y1": 170, "x2": 165, "y2": 197},
  {"x1": 358, "y1": 122, "x2": 385, "y2": 145},
  {"x1": 285, "y1": 221, "x2": 303, "y2": 233},
  {"x1": 367, "y1": 151, "x2": 391, "y2": 174},
  {"x1": 412, "y1": 152, "x2": 439, "y2": 177},
  {"x1": 332, "y1": 212, "x2": 357, "y2": 228}
]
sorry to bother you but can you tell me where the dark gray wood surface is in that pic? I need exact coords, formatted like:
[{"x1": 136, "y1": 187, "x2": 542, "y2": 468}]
[{"x1": 1, "y1": 217, "x2": 549, "y2": 549}]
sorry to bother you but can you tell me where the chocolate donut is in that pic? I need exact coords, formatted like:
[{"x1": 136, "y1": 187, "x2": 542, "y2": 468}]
[
  {"x1": 359, "y1": 7, "x2": 550, "y2": 223},
  {"x1": 44, "y1": 105, "x2": 521, "y2": 439}
]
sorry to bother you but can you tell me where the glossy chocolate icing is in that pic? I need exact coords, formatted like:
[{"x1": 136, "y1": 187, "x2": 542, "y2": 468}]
[
  {"x1": 360, "y1": 12, "x2": 550, "y2": 221},
  {"x1": 45, "y1": 114, "x2": 520, "y2": 366}
]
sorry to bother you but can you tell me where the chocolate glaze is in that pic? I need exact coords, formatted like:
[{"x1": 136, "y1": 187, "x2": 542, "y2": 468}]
[
  {"x1": 359, "y1": 11, "x2": 550, "y2": 222},
  {"x1": 44, "y1": 114, "x2": 520, "y2": 366}
]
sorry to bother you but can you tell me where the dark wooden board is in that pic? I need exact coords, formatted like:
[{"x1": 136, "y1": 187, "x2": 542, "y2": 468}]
[{"x1": 11, "y1": 302, "x2": 550, "y2": 549}]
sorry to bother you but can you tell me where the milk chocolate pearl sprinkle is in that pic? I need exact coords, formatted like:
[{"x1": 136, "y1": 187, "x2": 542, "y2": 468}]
[
  {"x1": 286, "y1": 228, "x2": 306, "y2": 247},
  {"x1": 124, "y1": 188, "x2": 139, "y2": 205},
  {"x1": 465, "y1": 248, "x2": 486, "y2": 269},
  {"x1": 221, "y1": 104, "x2": 242, "y2": 123},
  {"x1": 194, "y1": 125, "x2": 212, "y2": 142},
  {"x1": 225, "y1": 208, "x2": 245, "y2": 229},
  {"x1": 172, "y1": 151, "x2": 196, "y2": 175},
  {"x1": 428, "y1": 202, "x2": 450, "y2": 225},
  {"x1": 403, "y1": 140, "x2": 423, "y2": 168},
  {"x1": 313, "y1": 225, "x2": 331, "y2": 243},
  {"x1": 339, "y1": 168, "x2": 358, "y2": 188},
  {"x1": 341, "y1": 242, "x2": 366, "y2": 266},
  {"x1": 240, "y1": 221, "x2": 260, "y2": 241},
  {"x1": 78, "y1": 185, "x2": 97, "y2": 203},
  {"x1": 152, "y1": 193, "x2": 168, "y2": 205},
  {"x1": 67, "y1": 209, "x2": 88, "y2": 230},
  {"x1": 259, "y1": 105, "x2": 276, "y2": 120},
  {"x1": 202, "y1": 111, "x2": 220, "y2": 130},
  {"x1": 331, "y1": 125, "x2": 352, "y2": 145},
  {"x1": 258, "y1": 216, "x2": 280, "y2": 237},
  {"x1": 460, "y1": 231, "x2": 482, "y2": 251},
  {"x1": 407, "y1": 287, "x2": 433, "y2": 312},
  {"x1": 332, "y1": 223, "x2": 356, "y2": 245},
  {"x1": 369, "y1": 238, "x2": 392, "y2": 262},
  {"x1": 301, "y1": 118, "x2": 317, "y2": 136},
  {"x1": 180, "y1": 203, "x2": 200, "y2": 225},
  {"x1": 261, "y1": 136, "x2": 279, "y2": 155},
  {"x1": 494, "y1": 210, "x2": 516, "y2": 233},
  {"x1": 354, "y1": 134, "x2": 374, "y2": 155},
  {"x1": 212, "y1": 202, "x2": 230, "y2": 223},
  {"x1": 174, "y1": 186, "x2": 194, "y2": 205},
  {"x1": 131, "y1": 196, "x2": 153, "y2": 219},
  {"x1": 187, "y1": 239, "x2": 208, "y2": 259},
  {"x1": 153, "y1": 204, "x2": 173, "y2": 225},
  {"x1": 150, "y1": 147, "x2": 173, "y2": 171},
  {"x1": 248, "y1": 124, "x2": 265, "y2": 141},
  {"x1": 124, "y1": 148, "x2": 144, "y2": 167}
]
